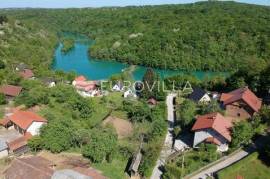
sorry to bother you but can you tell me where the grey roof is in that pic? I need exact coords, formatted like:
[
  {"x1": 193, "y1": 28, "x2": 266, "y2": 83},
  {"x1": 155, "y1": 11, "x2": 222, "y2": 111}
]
[
  {"x1": 0, "y1": 139, "x2": 8, "y2": 151},
  {"x1": 16, "y1": 63, "x2": 28, "y2": 71},
  {"x1": 42, "y1": 77, "x2": 56, "y2": 84},
  {"x1": 188, "y1": 87, "x2": 207, "y2": 102},
  {"x1": 52, "y1": 169, "x2": 92, "y2": 179},
  {"x1": 114, "y1": 81, "x2": 123, "y2": 89}
]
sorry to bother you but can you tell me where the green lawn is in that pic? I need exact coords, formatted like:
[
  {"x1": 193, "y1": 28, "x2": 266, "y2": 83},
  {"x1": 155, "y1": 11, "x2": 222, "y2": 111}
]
[
  {"x1": 93, "y1": 158, "x2": 129, "y2": 179},
  {"x1": 217, "y1": 152, "x2": 270, "y2": 179}
]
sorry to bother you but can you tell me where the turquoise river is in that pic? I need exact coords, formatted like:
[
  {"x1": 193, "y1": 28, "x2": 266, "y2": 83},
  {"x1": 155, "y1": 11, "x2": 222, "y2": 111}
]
[{"x1": 52, "y1": 39, "x2": 225, "y2": 80}]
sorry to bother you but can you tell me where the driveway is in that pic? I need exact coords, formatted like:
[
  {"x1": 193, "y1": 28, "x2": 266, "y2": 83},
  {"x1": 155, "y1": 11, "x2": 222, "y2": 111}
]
[
  {"x1": 0, "y1": 127, "x2": 22, "y2": 142},
  {"x1": 150, "y1": 93, "x2": 176, "y2": 179}
]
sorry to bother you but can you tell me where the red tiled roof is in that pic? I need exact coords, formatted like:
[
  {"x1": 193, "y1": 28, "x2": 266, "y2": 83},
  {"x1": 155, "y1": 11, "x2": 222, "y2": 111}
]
[
  {"x1": 9, "y1": 111, "x2": 47, "y2": 130},
  {"x1": 75, "y1": 81, "x2": 96, "y2": 87},
  {"x1": 220, "y1": 87, "x2": 262, "y2": 112},
  {"x1": 192, "y1": 112, "x2": 232, "y2": 142},
  {"x1": 0, "y1": 117, "x2": 10, "y2": 126},
  {"x1": 4, "y1": 156, "x2": 54, "y2": 179},
  {"x1": 0, "y1": 85, "x2": 22, "y2": 97},
  {"x1": 19, "y1": 69, "x2": 34, "y2": 79},
  {"x1": 236, "y1": 175, "x2": 244, "y2": 179},
  {"x1": 24, "y1": 132, "x2": 33, "y2": 141},
  {"x1": 75, "y1": 81, "x2": 97, "y2": 91},
  {"x1": 148, "y1": 98, "x2": 157, "y2": 105},
  {"x1": 75, "y1": 75, "x2": 87, "y2": 82},
  {"x1": 7, "y1": 136, "x2": 27, "y2": 151}
]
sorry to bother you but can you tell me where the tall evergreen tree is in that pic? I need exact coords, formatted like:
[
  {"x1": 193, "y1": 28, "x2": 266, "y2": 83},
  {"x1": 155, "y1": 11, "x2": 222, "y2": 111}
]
[
  {"x1": 141, "y1": 68, "x2": 156, "y2": 99},
  {"x1": 141, "y1": 68, "x2": 165, "y2": 100}
]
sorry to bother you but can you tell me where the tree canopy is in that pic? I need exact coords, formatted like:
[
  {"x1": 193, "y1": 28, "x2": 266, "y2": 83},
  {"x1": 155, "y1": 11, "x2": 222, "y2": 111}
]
[{"x1": 2, "y1": 1, "x2": 270, "y2": 72}]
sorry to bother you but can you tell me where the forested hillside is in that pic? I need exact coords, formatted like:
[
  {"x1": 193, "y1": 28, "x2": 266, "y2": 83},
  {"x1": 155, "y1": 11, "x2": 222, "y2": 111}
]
[
  {"x1": 1, "y1": 1, "x2": 270, "y2": 71},
  {"x1": 0, "y1": 14, "x2": 57, "y2": 83}
]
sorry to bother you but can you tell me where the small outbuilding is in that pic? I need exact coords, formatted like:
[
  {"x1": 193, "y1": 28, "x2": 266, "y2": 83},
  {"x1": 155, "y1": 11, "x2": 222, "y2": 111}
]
[
  {"x1": 19, "y1": 69, "x2": 34, "y2": 79},
  {"x1": 124, "y1": 88, "x2": 137, "y2": 98},
  {"x1": 42, "y1": 77, "x2": 56, "y2": 87},
  {"x1": 128, "y1": 152, "x2": 142, "y2": 177},
  {"x1": 147, "y1": 97, "x2": 157, "y2": 106},
  {"x1": 0, "y1": 85, "x2": 22, "y2": 99},
  {"x1": 112, "y1": 81, "x2": 123, "y2": 91},
  {"x1": 15, "y1": 63, "x2": 28, "y2": 71}
]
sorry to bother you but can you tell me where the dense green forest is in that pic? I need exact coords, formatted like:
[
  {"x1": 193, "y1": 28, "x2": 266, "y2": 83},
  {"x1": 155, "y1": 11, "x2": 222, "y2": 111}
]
[{"x1": 1, "y1": 1, "x2": 270, "y2": 72}]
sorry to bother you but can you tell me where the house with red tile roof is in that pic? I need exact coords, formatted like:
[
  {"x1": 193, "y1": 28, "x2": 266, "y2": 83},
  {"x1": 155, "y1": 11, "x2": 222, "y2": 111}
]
[
  {"x1": 1, "y1": 110, "x2": 47, "y2": 136},
  {"x1": 7, "y1": 135, "x2": 29, "y2": 154},
  {"x1": 72, "y1": 76, "x2": 100, "y2": 97},
  {"x1": 147, "y1": 97, "x2": 157, "y2": 106},
  {"x1": 0, "y1": 85, "x2": 22, "y2": 98},
  {"x1": 19, "y1": 69, "x2": 34, "y2": 79},
  {"x1": 191, "y1": 112, "x2": 232, "y2": 152},
  {"x1": 220, "y1": 87, "x2": 262, "y2": 120},
  {"x1": 72, "y1": 75, "x2": 87, "y2": 85}
]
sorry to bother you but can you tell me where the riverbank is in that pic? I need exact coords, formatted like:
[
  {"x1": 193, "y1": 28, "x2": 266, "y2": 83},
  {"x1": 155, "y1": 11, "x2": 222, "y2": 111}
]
[
  {"x1": 53, "y1": 37, "x2": 228, "y2": 81},
  {"x1": 61, "y1": 38, "x2": 75, "y2": 53}
]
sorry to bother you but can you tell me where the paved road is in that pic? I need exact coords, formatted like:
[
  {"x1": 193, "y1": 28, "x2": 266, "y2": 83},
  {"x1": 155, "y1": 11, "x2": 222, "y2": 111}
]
[
  {"x1": 150, "y1": 93, "x2": 176, "y2": 179},
  {"x1": 188, "y1": 149, "x2": 249, "y2": 179},
  {"x1": 187, "y1": 135, "x2": 270, "y2": 179}
]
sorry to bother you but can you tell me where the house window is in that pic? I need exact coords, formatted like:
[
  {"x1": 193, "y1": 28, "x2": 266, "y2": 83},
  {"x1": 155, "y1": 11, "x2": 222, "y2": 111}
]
[{"x1": 237, "y1": 113, "x2": 241, "y2": 117}]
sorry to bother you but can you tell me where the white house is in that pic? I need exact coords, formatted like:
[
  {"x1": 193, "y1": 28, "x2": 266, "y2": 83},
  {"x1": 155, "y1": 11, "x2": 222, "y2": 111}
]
[
  {"x1": 191, "y1": 112, "x2": 232, "y2": 152},
  {"x1": 1, "y1": 110, "x2": 47, "y2": 136},
  {"x1": 112, "y1": 81, "x2": 123, "y2": 92},
  {"x1": 0, "y1": 139, "x2": 8, "y2": 158},
  {"x1": 72, "y1": 76, "x2": 101, "y2": 98},
  {"x1": 124, "y1": 89, "x2": 137, "y2": 98},
  {"x1": 188, "y1": 87, "x2": 211, "y2": 103}
]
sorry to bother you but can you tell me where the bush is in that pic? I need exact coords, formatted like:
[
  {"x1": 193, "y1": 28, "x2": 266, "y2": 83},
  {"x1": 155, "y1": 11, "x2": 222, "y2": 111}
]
[
  {"x1": 28, "y1": 136, "x2": 44, "y2": 152},
  {"x1": 139, "y1": 142, "x2": 162, "y2": 177},
  {"x1": 41, "y1": 119, "x2": 76, "y2": 153},
  {"x1": 15, "y1": 87, "x2": 49, "y2": 107},
  {"x1": 0, "y1": 60, "x2": 5, "y2": 69},
  {"x1": 82, "y1": 128, "x2": 117, "y2": 163},
  {"x1": 231, "y1": 121, "x2": 254, "y2": 147},
  {"x1": 178, "y1": 99, "x2": 197, "y2": 128},
  {"x1": 163, "y1": 163, "x2": 182, "y2": 179},
  {"x1": 0, "y1": 94, "x2": 6, "y2": 105}
]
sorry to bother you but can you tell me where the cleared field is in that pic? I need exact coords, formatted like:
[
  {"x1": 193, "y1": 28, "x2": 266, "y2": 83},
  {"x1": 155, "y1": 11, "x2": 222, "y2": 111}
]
[
  {"x1": 103, "y1": 116, "x2": 133, "y2": 139},
  {"x1": 217, "y1": 152, "x2": 270, "y2": 179}
]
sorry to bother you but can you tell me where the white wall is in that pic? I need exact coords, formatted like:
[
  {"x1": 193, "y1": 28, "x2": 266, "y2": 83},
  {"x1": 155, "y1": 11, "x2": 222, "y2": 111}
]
[
  {"x1": 26, "y1": 122, "x2": 45, "y2": 136},
  {"x1": 193, "y1": 128, "x2": 228, "y2": 148},
  {"x1": 199, "y1": 94, "x2": 211, "y2": 103},
  {"x1": 112, "y1": 85, "x2": 121, "y2": 91},
  {"x1": 193, "y1": 130, "x2": 212, "y2": 147},
  {"x1": 0, "y1": 150, "x2": 8, "y2": 158}
]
